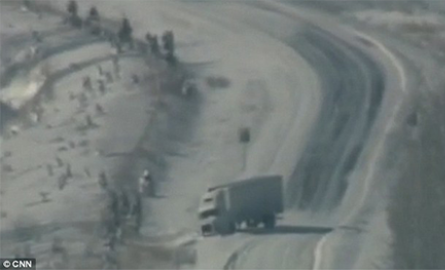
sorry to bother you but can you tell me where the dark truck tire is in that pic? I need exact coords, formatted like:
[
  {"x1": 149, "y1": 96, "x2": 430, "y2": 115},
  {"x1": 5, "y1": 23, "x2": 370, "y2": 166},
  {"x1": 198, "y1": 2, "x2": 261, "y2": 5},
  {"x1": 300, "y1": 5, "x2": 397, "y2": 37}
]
[
  {"x1": 201, "y1": 224, "x2": 212, "y2": 236},
  {"x1": 263, "y1": 215, "x2": 276, "y2": 229},
  {"x1": 221, "y1": 222, "x2": 236, "y2": 235},
  {"x1": 247, "y1": 219, "x2": 259, "y2": 228},
  {"x1": 217, "y1": 222, "x2": 235, "y2": 236},
  {"x1": 227, "y1": 222, "x2": 236, "y2": 234}
]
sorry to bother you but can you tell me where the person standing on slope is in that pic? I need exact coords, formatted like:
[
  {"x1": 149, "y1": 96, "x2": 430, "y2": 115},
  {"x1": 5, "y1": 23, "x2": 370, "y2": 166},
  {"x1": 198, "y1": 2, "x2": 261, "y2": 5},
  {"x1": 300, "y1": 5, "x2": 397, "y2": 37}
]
[{"x1": 139, "y1": 169, "x2": 154, "y2": 197}]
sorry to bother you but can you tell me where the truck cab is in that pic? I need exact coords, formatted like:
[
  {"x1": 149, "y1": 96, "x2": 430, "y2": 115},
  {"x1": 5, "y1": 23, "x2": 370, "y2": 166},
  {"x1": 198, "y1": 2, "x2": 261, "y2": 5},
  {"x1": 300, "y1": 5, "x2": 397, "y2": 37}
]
[
  {"x1": 198, "y1": 175, "x2": 283, "y2": 236},
  {"x1": 198, "y1": 188, "x2": 233, "y2": 235}
]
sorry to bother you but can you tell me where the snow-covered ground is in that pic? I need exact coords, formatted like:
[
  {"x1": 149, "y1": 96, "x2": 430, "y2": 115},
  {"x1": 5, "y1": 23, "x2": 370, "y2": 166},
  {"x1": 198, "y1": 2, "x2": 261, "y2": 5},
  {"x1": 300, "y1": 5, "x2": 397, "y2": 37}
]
[{"x1": 2, "y1": 0, "x2": 439, "y2": 269}]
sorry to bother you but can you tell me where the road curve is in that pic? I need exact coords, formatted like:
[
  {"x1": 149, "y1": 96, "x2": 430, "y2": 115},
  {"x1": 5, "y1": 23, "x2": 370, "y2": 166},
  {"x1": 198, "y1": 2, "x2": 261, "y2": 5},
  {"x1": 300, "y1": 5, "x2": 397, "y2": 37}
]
[
  {"x1": 223, "y1": 2, "x2": 386, "y2": 269},
  {"x1": 287, "y1": 27, "x2": 384, "y2": 211}
]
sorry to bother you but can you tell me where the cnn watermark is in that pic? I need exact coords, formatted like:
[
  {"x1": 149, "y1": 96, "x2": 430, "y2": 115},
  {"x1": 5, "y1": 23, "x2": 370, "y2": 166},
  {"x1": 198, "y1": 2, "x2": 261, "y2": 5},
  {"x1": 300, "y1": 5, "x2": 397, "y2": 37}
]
[{"x1": 0, "y1": 259, "x2": 36, "y2": 270}]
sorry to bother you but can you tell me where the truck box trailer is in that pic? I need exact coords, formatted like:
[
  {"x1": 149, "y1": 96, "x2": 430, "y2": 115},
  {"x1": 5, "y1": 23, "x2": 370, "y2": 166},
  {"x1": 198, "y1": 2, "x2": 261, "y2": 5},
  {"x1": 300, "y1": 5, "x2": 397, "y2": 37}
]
[{"x1": 198, "y1": 175, "x2": 283, "y2": 235}]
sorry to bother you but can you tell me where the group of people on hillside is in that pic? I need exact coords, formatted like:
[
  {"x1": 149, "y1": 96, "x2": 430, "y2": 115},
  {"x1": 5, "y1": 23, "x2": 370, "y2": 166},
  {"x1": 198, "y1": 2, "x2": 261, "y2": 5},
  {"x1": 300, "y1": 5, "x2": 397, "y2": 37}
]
[
  {"x1": 99, "y1": 169, "x2": 154, "y2": 198},
  {"x1": 26, "y1": 0, "x2": 177, "y2": 66}
]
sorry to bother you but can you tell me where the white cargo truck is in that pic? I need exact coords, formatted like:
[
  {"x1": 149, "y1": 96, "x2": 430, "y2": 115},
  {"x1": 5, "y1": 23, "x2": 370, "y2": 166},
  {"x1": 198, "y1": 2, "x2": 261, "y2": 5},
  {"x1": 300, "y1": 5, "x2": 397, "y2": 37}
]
[{"x1": 198, "y1": 175, "x2": 284, "y2": 236}]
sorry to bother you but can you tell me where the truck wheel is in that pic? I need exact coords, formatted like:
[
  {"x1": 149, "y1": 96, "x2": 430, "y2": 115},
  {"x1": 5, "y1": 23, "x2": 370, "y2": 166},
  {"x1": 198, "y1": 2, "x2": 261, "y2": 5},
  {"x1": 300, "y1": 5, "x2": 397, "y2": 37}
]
[
  {"x1": 227, "y1": 222, "x2": 236, "y2": 234},
  {"x1": 247, "y1": 219, "x2": 258, "y2": 228},
  {"x1": 263, "y1": 215, "x2": 276, "y2": 229}
]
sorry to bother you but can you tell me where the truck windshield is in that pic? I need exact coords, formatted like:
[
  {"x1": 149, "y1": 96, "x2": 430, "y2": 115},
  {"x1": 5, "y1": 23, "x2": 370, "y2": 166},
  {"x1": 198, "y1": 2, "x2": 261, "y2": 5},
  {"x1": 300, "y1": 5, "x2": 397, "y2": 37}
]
[{"x1": 199, "y1": 209, "x2": 218, "y2": 219}]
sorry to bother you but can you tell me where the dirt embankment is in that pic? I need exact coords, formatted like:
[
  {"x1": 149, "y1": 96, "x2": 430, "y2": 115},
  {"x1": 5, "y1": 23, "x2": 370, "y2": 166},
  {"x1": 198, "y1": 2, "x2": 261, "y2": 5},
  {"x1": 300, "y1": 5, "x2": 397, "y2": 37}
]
[{"x1": 1, "y1": 1, "x2": 196, "y2": 269}]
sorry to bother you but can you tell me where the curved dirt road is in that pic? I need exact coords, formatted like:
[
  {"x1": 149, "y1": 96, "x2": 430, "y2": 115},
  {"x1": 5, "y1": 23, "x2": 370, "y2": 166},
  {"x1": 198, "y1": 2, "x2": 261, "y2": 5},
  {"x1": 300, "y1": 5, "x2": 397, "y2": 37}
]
[
  {"x1": 190, "y1": 2, "x2": 401, "y2": 269},
  {"x1": 221, "y1": 16, "x2": 385, "y2": 270}
]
